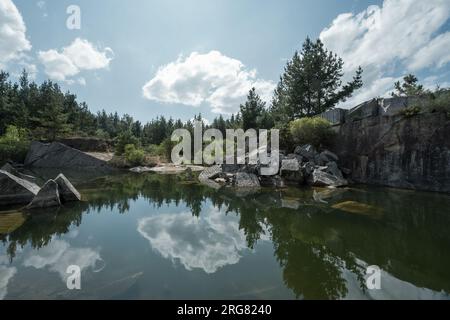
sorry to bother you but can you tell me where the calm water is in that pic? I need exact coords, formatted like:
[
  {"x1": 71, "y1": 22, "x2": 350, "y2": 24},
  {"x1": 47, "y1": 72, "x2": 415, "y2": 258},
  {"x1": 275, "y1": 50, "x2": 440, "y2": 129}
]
[{"x1": 1, "y1": 170, "x2": 450, "y2": 300}]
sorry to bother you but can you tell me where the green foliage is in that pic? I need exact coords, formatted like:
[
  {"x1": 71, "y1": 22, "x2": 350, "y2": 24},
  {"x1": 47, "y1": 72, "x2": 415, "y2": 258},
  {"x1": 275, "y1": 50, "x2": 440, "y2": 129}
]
[
  {"x1": 271, "y1": 37, "x2": 363, "y2": 121},
  {"x1": 398, "y1": 106, "x2": 421, "y2": 117},
  {"x1": 95, "y1": 129, "x2": 110, "y2": 139},
  {"x1": 161, "y1": 138, "x2": 176, "y2": 162},
  {"x1": 124, "y1": 144, "x2": 145, "y2": 166},
  {"x1": 115, "y1": 131, "x2": 139, "y2": 155},
  {"x1": 289, "y1": 117, "x2": 335, "y2": 149},
  {"x1": 0, "y1": 125, "x2": 30, "y2": 165},
  {"x1": 240, "y1": 88, "x2": 273, "y2": 130},
  {"x1": 426, "y1": 88, "x2": 450, "y2": 117},
  {"x1": 392, "y1": 74, "x2": 426, "y2": 97}
]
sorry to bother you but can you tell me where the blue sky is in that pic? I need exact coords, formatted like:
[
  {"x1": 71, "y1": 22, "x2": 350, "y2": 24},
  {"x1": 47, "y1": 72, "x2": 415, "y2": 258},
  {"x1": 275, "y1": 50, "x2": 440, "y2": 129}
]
[{"x1": 2, "y1": 0, "x2": 450, "y2": 123}]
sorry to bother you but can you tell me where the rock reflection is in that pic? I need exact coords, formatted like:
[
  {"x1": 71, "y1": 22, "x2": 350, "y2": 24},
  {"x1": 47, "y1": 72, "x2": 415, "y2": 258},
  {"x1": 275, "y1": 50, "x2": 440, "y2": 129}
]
[{"x1": 0, "y1": 172, "x2": 449, "y2": 299}]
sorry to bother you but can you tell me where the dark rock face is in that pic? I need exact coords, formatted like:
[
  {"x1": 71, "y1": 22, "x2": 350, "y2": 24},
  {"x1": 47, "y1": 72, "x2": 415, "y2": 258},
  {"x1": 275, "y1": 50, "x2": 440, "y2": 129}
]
[
  {"x1": 235, "y1": 172, "x2": 260, "y2": 188},
  {"x1": 1, "y1": 163, "x2": 36, "y2": 182},
  {"x1": 280, "y1": 159, "x2": 303, "y2": 184},
  {"x1": 333, "y1": 112, "x2": 450, "y2": 193},
  {"x1": 24, "y1": 142, "x2": 112, "y2": 169},
  {"x1": 0, "y1": 170, "x2": 40, "y2": 206},
  {"x1": 26, "y1": 180, "x2": 61, "y2": 209},
  {"x1": 54, "y1": 174, "x2": 81, "y2": 202}
]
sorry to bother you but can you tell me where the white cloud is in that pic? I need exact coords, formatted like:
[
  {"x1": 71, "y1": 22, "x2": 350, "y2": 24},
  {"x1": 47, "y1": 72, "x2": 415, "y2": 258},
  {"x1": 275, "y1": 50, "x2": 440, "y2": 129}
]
[
  {"x1": 0, "y1": 0, "x2": 32, "y2": 69},
  {"x1": 142, "y1": 51, "x2": 275, "y2": 114},
  {"x1": 319, "y1": 0, "x2": 450, "y2": 107},
  {"x1": 137, "y1": 207, "x2": 255, "y2": 273},
  {"x1": 409, "y1": 32, "x2": 450, "y2": 71},
  {"x1": 38, "y1": 38, "x2": 114, "y2": 84}
]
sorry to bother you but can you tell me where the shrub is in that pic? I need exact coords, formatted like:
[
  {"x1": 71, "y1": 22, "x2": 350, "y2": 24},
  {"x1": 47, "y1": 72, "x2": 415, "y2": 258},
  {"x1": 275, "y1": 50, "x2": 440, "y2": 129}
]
[
  {"x1": 115, "y1": 131, "x2": 140, "y2": 155},
  {"x1": 0, "y1": 126, "x2": 30, "y2": 165},
  {"x1": 398, "y1": 106, "x2": 421, "y2": 117},
  {"x1": 161, "y1": 138, "x2": 176, "y2": 162},
  {"x1": 145, "y1": 144, "x2": 165, "y2": 157},
  {"x1": 289, "y1": 117, "x2": 335, "y2": 149},
  {"x1": 124, "y1": 144, "x2": 145, "y2": 166},
  {"x1": 426, "y1": 89, "x2": 450, "y2": 117}
]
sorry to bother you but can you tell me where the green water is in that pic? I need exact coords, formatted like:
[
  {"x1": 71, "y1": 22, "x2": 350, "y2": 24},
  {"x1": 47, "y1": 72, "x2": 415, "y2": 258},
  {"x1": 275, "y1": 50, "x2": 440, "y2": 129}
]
[{"x1": 1, "y1": 171, "x2": 450, "y2": 300}]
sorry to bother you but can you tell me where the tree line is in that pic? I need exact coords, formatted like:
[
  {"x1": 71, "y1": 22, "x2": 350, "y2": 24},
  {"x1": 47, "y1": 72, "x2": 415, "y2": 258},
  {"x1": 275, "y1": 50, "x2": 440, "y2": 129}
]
[{"x1": 1, "y1": 37, "x2": 365, "y2": 148}]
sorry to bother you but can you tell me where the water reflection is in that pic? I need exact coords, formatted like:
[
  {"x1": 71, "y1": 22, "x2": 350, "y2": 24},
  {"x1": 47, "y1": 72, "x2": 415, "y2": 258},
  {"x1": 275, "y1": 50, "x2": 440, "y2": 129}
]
[
  {"x1": 137, "y1": 207, "x2": 255, "y2": 274},
  {"x1": 0, "y1": 172, "x2": 450, "y2": 299}
]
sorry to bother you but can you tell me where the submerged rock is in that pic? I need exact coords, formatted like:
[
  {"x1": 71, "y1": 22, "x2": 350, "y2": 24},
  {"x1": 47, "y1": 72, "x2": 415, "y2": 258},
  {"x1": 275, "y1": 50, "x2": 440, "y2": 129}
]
[
  {"x1": 331, "y1": 201, "x2": 383, "y2": 216},
  {"x1": 26, "y1": 180, "x2": 61, "y2": 209},
  {"x1": 0, "y1": 170, "x2": 40, "y2": 206},
  {"x1": 0, "y1": 211, "x2": 26, "y2": 234},
  {"x1": 55, "y1": 173, "x2": 81, "y2": 202}
]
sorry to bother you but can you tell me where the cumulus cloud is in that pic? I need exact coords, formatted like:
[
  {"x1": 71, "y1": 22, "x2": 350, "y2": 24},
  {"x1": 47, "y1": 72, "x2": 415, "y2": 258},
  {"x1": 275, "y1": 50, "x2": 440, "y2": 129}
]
[
  {"x1": 319, "y1": 0, "x2": 450, "y2": 107},
  {"x1": 137, "y1": 207, "x2": 253, "y2": 273},
  {"x1": 38, "y1": 38, "x2": 114, "y2": 83},
  {"x1": 142, "y1": 51, "x2": 275, "y2": 114},
  {"x1": 0, "y1": 0, "x2": 32, "y2": 69}
]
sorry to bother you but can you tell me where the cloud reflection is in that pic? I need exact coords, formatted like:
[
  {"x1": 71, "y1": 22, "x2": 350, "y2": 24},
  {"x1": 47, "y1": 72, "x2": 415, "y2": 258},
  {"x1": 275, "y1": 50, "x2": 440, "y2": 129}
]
[{"x1": 137, "y1": 207, "x2": 249, "y2": 274}]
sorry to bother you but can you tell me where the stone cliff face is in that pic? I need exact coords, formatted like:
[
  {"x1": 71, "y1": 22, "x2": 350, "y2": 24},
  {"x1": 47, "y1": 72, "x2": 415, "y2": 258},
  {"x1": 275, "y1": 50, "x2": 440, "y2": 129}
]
[{"x1": 326, "y1": 98, "x2": 450, "y2": 193}]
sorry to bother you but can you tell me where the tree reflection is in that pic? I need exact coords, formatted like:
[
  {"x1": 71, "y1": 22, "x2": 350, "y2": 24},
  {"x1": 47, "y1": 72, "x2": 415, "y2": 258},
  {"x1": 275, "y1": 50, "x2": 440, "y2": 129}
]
[{"x1": 1, "y1": 172, "x2": 450, "y2": 299}]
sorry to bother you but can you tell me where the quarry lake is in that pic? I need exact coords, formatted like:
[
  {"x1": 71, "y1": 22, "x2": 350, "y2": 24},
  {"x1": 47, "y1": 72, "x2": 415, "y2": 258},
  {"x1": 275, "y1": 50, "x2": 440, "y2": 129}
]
[{"x1": 1, "y1": 171, "x2": 450, "y2": 300}]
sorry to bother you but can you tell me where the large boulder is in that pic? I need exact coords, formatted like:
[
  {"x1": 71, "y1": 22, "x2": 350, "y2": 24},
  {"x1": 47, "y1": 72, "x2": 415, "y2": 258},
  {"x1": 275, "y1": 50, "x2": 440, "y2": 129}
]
[
  {"x1": 24, "y1": 141, "x2": 112, "y2": 169},
  {"x1": 259, "y1": 175, "x2": 285, "y2": 188},
  {"x1": 1, "y1": 163, "x2": 36, "y2": 182},
  {"x1": 55, "y1": 174, "x2": 81, "y2": 202},
  {"x1": 294, "y1": 145, "x2": 319, "y2": 162},
  {"x1": 26, "y1": 180, "x2": 61, "y2": 209},
  {"x1": 280, "y1": 159, "x2": 303, "y2": 184},
  {"x1": 235, "y1": 172, "x2": 260, "y2": 188},
  {"x1": 198, "y1": 165, "x2": 223, "y2": 181},
  {"x1": 0, "y1": 170, "x2": 40, "y2": 206},
  {"x1": 310, "y1": 168, "x2": 348, "y2": 187}
]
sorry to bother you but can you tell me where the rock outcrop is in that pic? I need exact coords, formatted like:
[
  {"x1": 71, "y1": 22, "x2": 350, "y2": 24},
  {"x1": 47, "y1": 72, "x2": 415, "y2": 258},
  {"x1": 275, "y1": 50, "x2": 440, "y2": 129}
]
[
  {"x1": 0, "y1": 170, "x2": 40, "y2": 206},
  {"x1": 26, "y1": 180, "x2": 61, "y2": 209},
  {"x1": 325, "y1": 101, "x2": 450, "y2": 192},
  {"x1": 1, "y1": 163, "x2": 36, "y2": 182},
  {"x1": 197, "y1": 145, "x2": 347, "y2": 190},
  {"x1": 54, "y1": 174, "x2": 81, "y2": 202},
  {"x1": 0, "y1": 168, "x2": 81, "y2": 208},
  {"x1": 235, "y1": 172, "x2": 260, "y2": 188},
  {"x1": 24, "y1": 141, "x2": 112, "y2": 169}
]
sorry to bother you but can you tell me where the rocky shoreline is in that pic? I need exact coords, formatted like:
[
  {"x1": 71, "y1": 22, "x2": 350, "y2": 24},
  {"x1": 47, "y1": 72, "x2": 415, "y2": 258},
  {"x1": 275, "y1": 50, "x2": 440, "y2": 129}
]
[{"x1": 195, "y1": 144, "x2": 349, "y2": 190}]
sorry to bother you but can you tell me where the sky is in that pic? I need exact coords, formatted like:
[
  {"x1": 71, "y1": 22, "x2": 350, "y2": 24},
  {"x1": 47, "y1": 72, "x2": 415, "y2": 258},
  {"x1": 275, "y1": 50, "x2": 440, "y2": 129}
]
[{"x1": 1, "y1": 0, "x2": 450, "y2": 123}]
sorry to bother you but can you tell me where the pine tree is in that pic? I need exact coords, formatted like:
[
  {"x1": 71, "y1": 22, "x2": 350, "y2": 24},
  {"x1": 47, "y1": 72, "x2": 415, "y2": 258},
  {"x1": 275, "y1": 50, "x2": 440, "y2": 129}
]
[
  {"x1": 272, "y1": 37, "x2": 363, "y2": 120},
  {"x1": 240, "y1": 88, "x2": 267, "y2": 130},
  {"x1": 392, "y1": 74, "x2": 425, "y2": 97}
]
